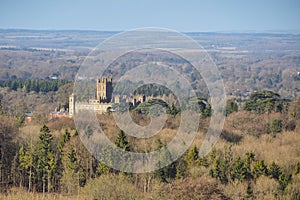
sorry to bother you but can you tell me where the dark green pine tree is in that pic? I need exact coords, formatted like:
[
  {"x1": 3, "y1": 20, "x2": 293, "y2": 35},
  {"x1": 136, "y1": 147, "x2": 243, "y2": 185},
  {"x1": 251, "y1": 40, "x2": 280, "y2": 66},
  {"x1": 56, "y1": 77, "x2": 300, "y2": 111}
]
[
  {"x1": 253, "y1": 160, "x2": 268, "y2": 178},
  {"x1": 244, "y1": 152, "x2": 255, "y2": 180},
  {"x1": 67, "y1": 148, "x2": 78, "y2": 171},
  {"x1": 185, "y1": 146, "x2": 199, "y2": 166},
  {"x1": 209, "y1": 147, "x2": 234, "y2": 184},
  {"x1": 208, "y1": 147, "x2": 217, "y2": 165},
  {"x1": 97, "y1": 144, "x2": 113, "y2": 176},
  {"x1": 293, "y1": 162, "x2": 300, "y2": 176},
  {"x1": 114, "y1": 130, "x2": 131, "y2": 172},
  {"x1": 175, "y1": 159, "x2": 188, "y2": 179},
  {"x1": 232, "y1": 156, "x2": 247, "y2": 182},
  {"x1": 115, "y1": 130, "x2": 130, "y2": 151},
  {"x1": 209, "y1": 159, "x2": 222, "y2": 181},
  {"x1": 38, "y1": 125, "x2": 53, "y2": 152},
  {"x1": 18, "y1": 142, "x2": 34, "y2": 192},
  {"x1": 155, "y1": 145, "x2": 174, "y2": 183},
  {"x1": 35, "y1": 125, "x2": 55, "y2": 193},
  {"x1": 73, "y1": 129, "x2": 79, "y2": 136},
  {"x1": 96, "y1": 162, "x2": 111, "y2": 176},
  {"x1": 167, "y1": 103, "x2": 180, "y2": 115},
  {"x1": 61, "y1": 147, "x2": 79, "y2": 195},
  {"x1": 225, "y1": 99, "x2": 238, "y2": 116},
  {"x1": 59, "y1": 129, "x2": 71, "y2": 151},
  {"x1": 279, "y1": 173, "x2": 292, "y2": 191},
  {"x1": 203, "y1": 103, "x2": 212, "y2": 117},
  {"x1": 219, "y1": 158, "x2": 229, "y2": 184},
  {"x1": 268, "y1": 161, "x2": 281, "y2": 180},
  {"x1": 18, "y1": 146, "x2": 26, "y2": 185}
]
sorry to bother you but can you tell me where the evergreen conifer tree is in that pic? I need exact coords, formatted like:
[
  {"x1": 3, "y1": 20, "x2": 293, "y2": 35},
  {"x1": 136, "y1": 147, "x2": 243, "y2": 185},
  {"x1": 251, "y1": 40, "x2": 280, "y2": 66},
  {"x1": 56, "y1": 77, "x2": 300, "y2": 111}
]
[
  {"x1": 253, "y1": 160, "x2": 268, "y2": 178},
  {"x1": 115, "y1": 130, "x2": 130, "y2": 151},
  {"x1": 268, "y1": 161, "x2": 281, "y2": 180},
  {"x1": 36, "y1": 125, "x2": 55, "y2": 193}
]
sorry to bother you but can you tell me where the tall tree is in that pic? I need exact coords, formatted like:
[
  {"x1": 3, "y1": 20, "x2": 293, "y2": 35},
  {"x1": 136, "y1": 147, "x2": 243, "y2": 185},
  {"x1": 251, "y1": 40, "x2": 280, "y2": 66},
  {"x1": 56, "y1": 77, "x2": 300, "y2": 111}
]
[
  {"x1": 61, "y1": 147, "x2": 79, "y2": 195},
  {"x1": 232, "y1": 156, "x2": 248, "y2": 182},
  {"x1": 35, "y1": 125, "x2": 55, "y2": 193},
  {"x1": 59, "y1": 129, "x2": 71, "y2": 151},
  {"x1": 185, "y1": 146, "x2": 199, "y2": 166},
  {"x1": 155, "y1": 145, "x2": 175, "y2": 183},
  {"x1": 115, "y1": 130, "x2": 130, "y2": 151},
  {"x1": 18, "y1": 142, "x2": 34, "y2": 192}
]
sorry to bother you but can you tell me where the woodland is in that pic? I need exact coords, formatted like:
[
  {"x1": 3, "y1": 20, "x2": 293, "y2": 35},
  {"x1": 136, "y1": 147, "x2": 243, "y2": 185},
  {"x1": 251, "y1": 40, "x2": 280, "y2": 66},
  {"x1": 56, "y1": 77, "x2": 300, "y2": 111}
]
[{"x1": 0, "y1": 30, "x2": 299, "y2": 199}]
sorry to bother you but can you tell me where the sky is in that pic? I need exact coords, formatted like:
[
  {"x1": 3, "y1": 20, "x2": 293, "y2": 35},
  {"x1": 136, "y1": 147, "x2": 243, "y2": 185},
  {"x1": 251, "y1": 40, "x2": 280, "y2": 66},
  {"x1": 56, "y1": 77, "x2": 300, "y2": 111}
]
[{"x1": 0, "y1": 0, "x2": 299, "y2": 32}]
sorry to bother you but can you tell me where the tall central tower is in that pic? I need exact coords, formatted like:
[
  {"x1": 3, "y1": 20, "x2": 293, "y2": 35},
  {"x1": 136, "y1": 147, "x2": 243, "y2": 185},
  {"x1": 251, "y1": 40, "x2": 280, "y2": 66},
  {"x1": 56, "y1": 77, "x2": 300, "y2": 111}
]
[{"x1": 96, "y1": 76, "x2": 112, "y2": 103}]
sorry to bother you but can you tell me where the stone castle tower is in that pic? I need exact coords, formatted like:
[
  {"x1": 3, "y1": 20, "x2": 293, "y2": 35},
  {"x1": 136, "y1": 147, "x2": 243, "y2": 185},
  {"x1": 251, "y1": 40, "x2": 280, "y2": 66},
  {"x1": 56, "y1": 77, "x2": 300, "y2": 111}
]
[
  {"x1": 69, "y1": 93, "x2": 76, "y2": 117},
  {"x1": 96, "y1": 76, "x2": 112, "y2": 103}
]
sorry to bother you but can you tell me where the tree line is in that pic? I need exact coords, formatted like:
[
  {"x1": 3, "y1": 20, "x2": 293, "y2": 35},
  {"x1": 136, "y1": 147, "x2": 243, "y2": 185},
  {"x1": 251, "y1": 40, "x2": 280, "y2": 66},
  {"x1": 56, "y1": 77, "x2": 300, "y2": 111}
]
[{"x1": 0, "y1": 79, "x2": 69, "y2": 93}]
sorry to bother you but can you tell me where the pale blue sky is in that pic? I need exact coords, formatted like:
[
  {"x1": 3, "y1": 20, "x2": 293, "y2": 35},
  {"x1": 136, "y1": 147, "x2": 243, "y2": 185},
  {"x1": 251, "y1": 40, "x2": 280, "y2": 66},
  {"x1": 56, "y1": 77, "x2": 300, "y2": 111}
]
[{"x1": 0, "y1": 0, "x2": 299, "y2": 32}]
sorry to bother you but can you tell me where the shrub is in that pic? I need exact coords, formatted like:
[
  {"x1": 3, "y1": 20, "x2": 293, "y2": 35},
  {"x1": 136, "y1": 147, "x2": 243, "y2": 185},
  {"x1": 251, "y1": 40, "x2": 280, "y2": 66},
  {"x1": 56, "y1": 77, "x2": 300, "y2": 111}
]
[
  {"x1": 284, "y1": 120, "x2": 296, "y2": 131},
  {"x1": 284, "y1": 174, "x2": 300, "y2": 200},
  {"x1": 253, "y1": 176, "x2": 280, "y2": 199},
  {"x1": 220, "y1": 130, "x2": 243, "y2": 144},
  {"x1": 82, "y1": 174, "x2": 142, "y2": 200},
  {"x1": 269, "y1": 118, "x2": 282, "y2": 134},
  {"x1": 279, "y1": 173, "x2": 292, "y2": 191},
  {"x1": 156, "y1": 177, "x2": 229, "y2": 200},
  {"x1": 225, "y1": 99, "x2": 238, "y2": 116}
]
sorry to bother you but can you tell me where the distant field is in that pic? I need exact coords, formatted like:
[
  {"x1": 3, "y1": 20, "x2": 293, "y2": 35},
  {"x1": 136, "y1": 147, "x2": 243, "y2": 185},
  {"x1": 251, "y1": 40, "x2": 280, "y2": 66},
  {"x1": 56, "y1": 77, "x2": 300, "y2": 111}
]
[{"x1": 0, "y1": 29, "x2": 299, "y2": 98}]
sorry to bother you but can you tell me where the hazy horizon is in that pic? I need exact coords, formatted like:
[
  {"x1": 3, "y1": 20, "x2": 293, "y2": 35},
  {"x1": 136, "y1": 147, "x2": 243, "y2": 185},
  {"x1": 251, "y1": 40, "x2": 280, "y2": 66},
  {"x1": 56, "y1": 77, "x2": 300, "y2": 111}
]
[
  {"x1": 1, "y1": 0, "x2": 299, "y2": 33},
  {"x1": 1, "y1": 28, "x2": 300, "y2": 35}
]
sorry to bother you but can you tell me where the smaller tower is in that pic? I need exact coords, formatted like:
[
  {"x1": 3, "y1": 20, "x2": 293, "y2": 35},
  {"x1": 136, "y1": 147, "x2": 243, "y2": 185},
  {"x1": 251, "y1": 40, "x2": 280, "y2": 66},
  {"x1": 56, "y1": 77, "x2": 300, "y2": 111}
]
[
  {"x1": 69, "y1": 93, "x2": 76, "y2": 117},
  {"x1": 114, "y1": 95, "x2": 120, "y2": 104}
]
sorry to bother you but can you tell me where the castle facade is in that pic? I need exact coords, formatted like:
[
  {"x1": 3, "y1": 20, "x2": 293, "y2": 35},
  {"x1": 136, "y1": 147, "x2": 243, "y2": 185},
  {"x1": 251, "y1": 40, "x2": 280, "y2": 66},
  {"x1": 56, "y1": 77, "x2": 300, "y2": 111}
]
[
  {"x1": 69, "y1": 76, "x2": 175, "y2": 117},
  {"x1": 69, "y1": 76, "x2": 148, "y2": 117},
  {"x1": 69, "y1": 77, "x2": 113, "y2": 116}
]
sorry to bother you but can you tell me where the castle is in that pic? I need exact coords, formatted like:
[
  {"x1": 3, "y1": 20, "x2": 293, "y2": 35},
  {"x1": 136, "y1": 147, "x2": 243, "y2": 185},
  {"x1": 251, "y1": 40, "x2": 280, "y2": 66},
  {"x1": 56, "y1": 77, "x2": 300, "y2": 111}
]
[
  {"x1": 69, "y1": 76, "x2": 147, "y2": 116},
  {"x1": 69, "y1": 77, "x2": 113, "y2": 116}
]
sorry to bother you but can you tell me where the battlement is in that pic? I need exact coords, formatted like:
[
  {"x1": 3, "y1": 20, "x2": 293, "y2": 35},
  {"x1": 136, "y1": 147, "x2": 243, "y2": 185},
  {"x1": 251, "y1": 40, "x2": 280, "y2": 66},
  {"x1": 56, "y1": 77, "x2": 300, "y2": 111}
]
[{"x1": 97, "y1": 76, "x2": 112, "y2": 84}]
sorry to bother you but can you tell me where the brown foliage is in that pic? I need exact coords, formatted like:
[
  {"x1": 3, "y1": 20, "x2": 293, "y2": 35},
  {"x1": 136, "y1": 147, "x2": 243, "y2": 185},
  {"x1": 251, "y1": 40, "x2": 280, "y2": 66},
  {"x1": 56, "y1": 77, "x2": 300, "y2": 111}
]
[
  {"x1": 0, "y1": 115, "x2": 18, "y2": 192},
  {"x1": 225, "y1": 111, "x2": 270, "y2": 137},
  {"x1": 47, "y1": 118, "x2": 75, "y2": 131},
  {"x1": 156, "y1": 177, "x2": 230, "y2": 200}
]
